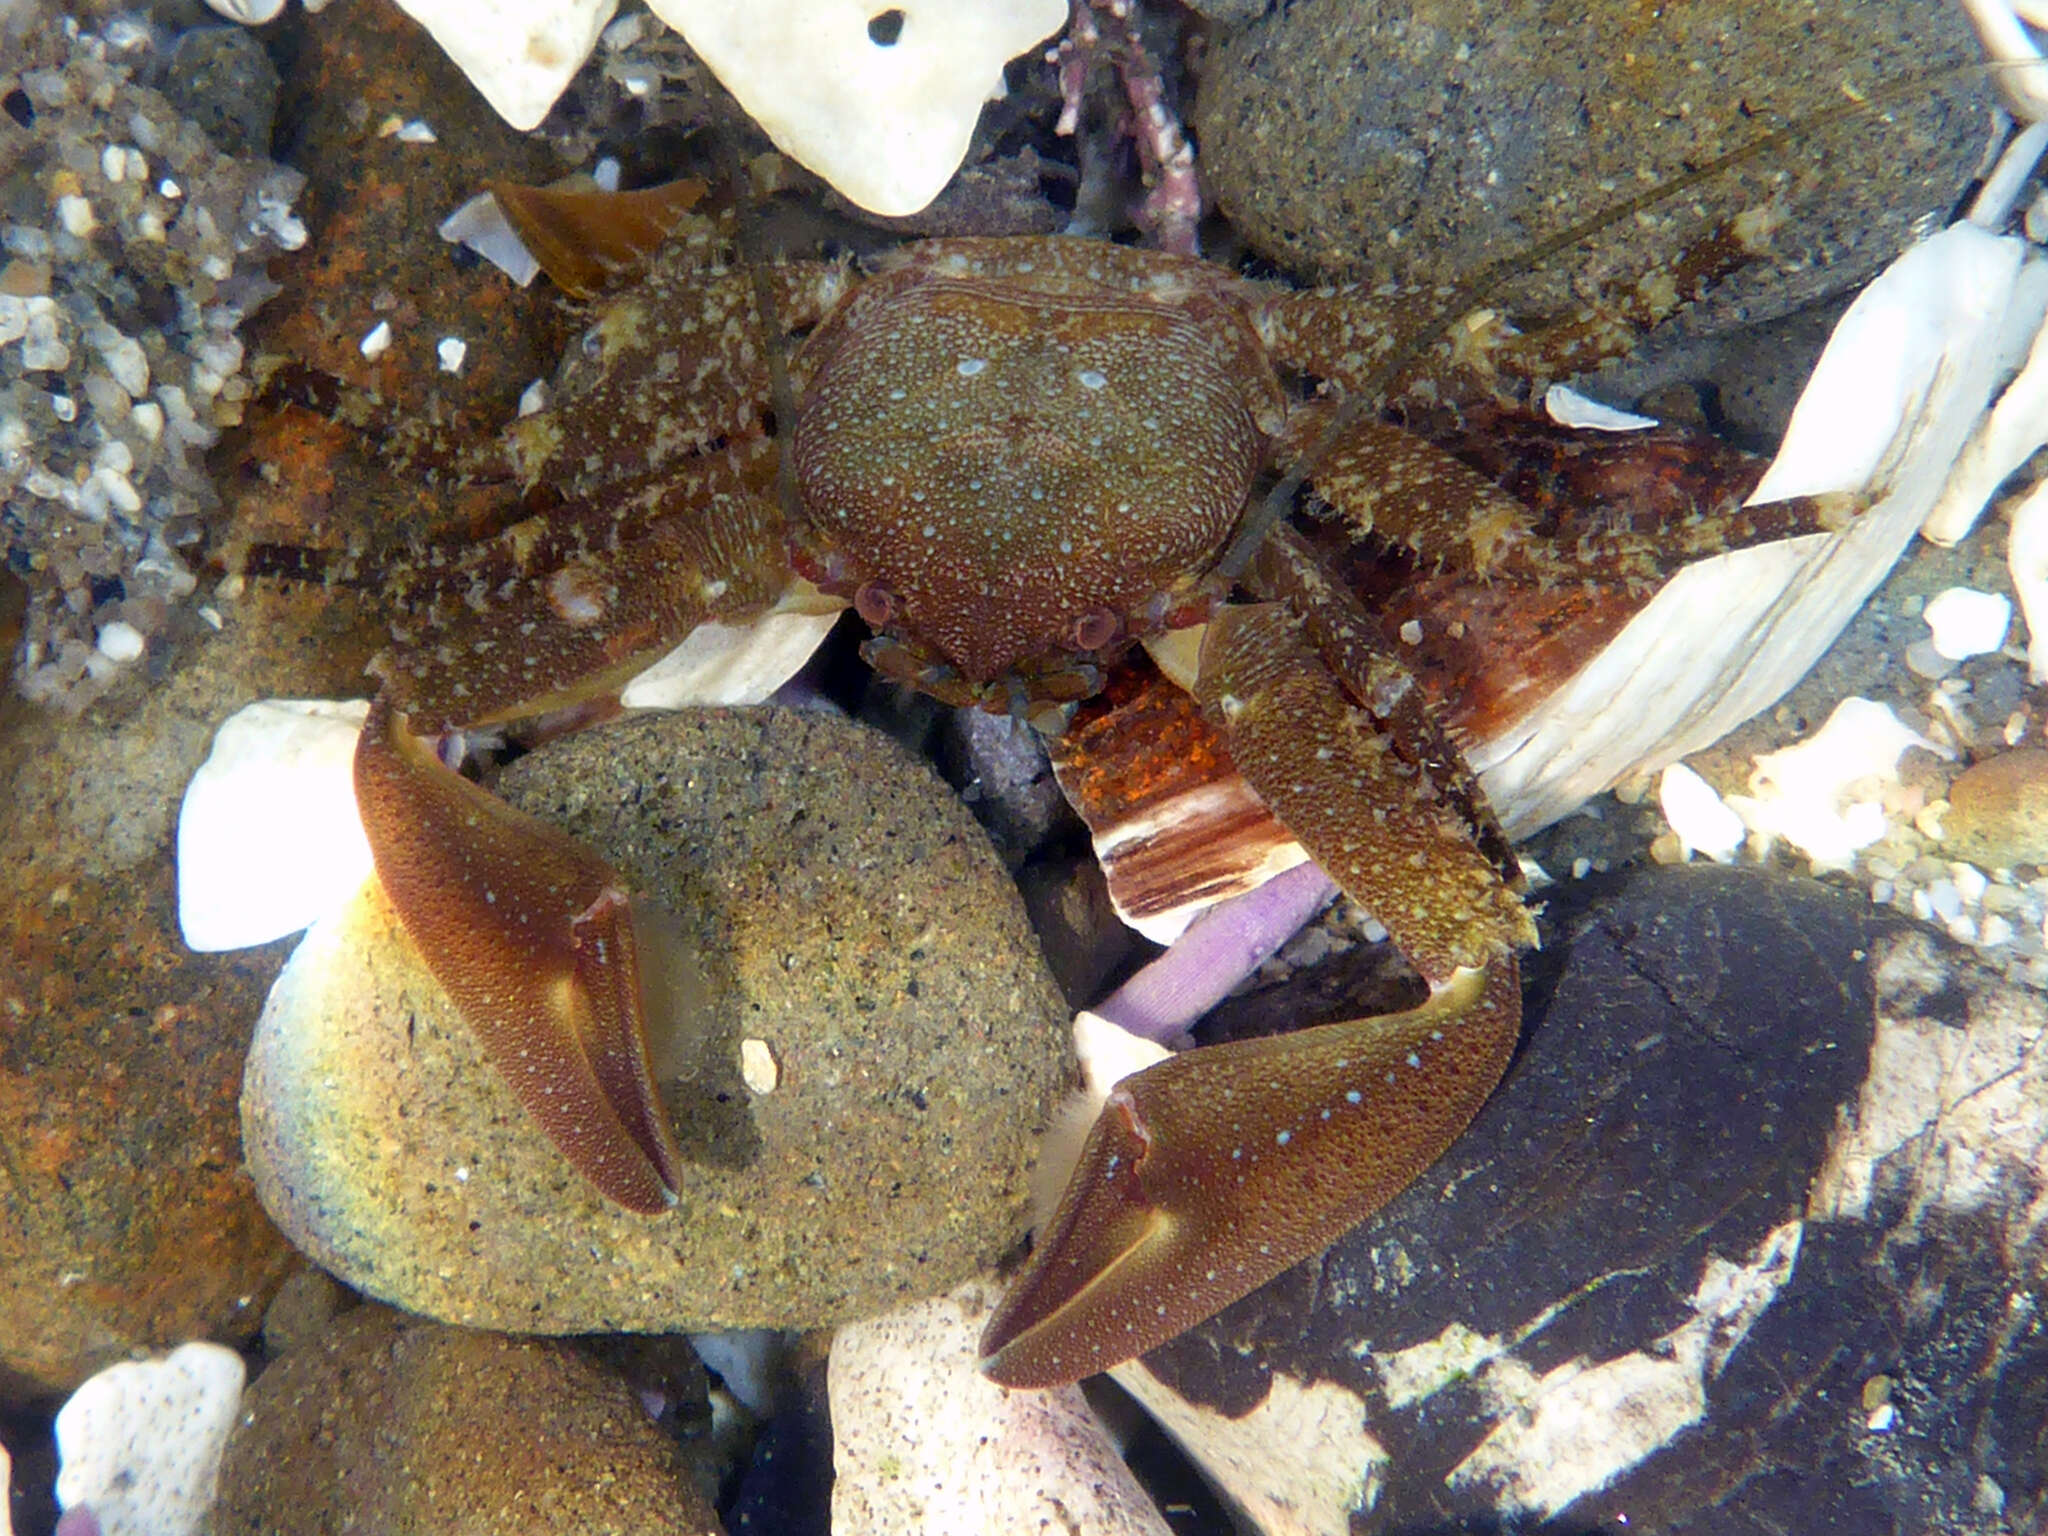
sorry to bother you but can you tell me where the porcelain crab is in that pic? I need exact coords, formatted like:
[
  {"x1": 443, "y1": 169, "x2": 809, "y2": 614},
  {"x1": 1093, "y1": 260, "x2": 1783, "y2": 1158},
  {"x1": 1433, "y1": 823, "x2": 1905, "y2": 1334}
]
[{"x1": 351, "y1": 222, "x2": 1822, "y2": 1388}]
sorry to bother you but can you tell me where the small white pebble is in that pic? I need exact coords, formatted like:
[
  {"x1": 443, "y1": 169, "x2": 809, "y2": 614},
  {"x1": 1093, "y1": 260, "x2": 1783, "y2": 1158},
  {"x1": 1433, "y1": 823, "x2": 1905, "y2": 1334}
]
[
  {"x1": 1572, "y1": 856, "x2": 1593, "y2": 881},
  {"x1": 740, "y1": 1038, "x2": 779, "y2": 1094},
  {"x1": 100, "y1": 143, "x2": 129, "y2": 183},
  {"x1": 1398, "y1": 619, "x2": 1423, "y2": 644},
  {"x1": 49, "y1": 393, "x2": 76, "y2": 422},
  {"x1": 1951, "y1": 862, "x2": 1989, "y2": 906},
  {"x1": 1924, "y1": 586, "x2": 2012, "y2": 660},
  {"x1": 158, "y1": 178, "x2": 182, "y2": 199},
  {"x1": 57, "y1": 194, "x2": 96, "y2": 237},
  {"x1": 96, "y1": 620, "x2": 145, "y2": 662},
  {"x1": 1981, "y1": 913, "x2": 2016, "y2": 948},
  {"x1": 396, "y1": 119, "x2": 439, "y2": 144},
  {"x1": 518, "y1": 378, "x2": 550, "y2": 417},
  {"x1": 436, "y1": 336, "x2": 466, "y2": 374},
  {"x1": 1867, "y1": 1402, "x2": 1897, "y2": 1433},
  {"x1": 593, "y1": 156, "x2": 622, "y2": 192},
  {"x1": 359, "y1": 320, "x2": 392, "y2": 359},
  {"x1": 130, "y1": 400, "x2": 165, "y2": 442}
]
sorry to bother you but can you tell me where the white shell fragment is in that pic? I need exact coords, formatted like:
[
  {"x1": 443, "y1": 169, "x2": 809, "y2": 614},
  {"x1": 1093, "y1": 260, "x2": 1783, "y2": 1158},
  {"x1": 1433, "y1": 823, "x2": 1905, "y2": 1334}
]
[
  {"x1": 176, "y1": 698, "x2": 374, "y2": 952},
  {"x1": 202, "y1": 0, "x2": 288, "y2": 22},
  {"x1": 619, "y1": 607, "x2": 844, "y2": 709},
  {"x1": 55, "y1": 1341, "x2": 247, "y2": 1536},
  {"x1": 1724, "y1": 697, "x2": 1942, "y2": 873},
  {"x1": 829, "y1": 1279, "x2": 1173, "y2": 1536},
  {"x1": 1922, "y1": 586, "x2": 2013, "y2": 660},
  {"x1": 642, "y1": 0, "x2": 1069, "y2": 215},
  {"x1": 383, "y1": 0, "x2": 618, "y2": 131},
  {"x1": 1657, "y1": 763, "x2": 1746, "y2": 863},
  {"x1": 1073, "y1": 1008, "x2": 1172, "y2": 1103},
  {"x1": 358, "y1": 320, "x2": 391, "y2": 360},
  {"x1": 437, "y1": 193, "x2": 542, "y2": 288},
  {"x1": 1543, "y1": 383, "x2": 1658, "y2": 432},
  {"x1": 2008, "y1": 477, "x2": 2048, "y2": 681}
]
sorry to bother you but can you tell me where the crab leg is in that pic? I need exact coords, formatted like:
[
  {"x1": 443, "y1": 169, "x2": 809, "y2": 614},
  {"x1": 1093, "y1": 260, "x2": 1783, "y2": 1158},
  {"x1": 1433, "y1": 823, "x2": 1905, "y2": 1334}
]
[
  {"x1": 982, "y1": 532, "x2": 1533, "y2": 1387},
  {"x1": 354, "y1": 491, "x2": 819, "y2": 1212}
]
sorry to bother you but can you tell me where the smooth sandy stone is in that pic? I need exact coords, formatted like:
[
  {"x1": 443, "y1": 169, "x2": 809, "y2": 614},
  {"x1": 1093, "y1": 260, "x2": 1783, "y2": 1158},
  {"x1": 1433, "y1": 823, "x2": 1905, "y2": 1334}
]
[
  {"x1": 242, "y1": 708, "x2": 1071, "y2": 1334},
  {"x1": 208, "y1": 1307, "x2": 720, "y2": 1534},
  {"x1": 829, "y1": 1278, "x2": 1172, "y2": 1536},
  {"x1": 1195, "y1": 0, "x2": 1985, "y2": 331},
  {"x1": 1942, "y1": 748, "x2": 2048, "y2": 869}
]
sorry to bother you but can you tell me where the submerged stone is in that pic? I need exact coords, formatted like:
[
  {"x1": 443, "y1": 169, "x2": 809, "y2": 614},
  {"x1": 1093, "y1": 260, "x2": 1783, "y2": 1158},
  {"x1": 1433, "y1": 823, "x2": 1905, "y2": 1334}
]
[{"x1": 242, "y1": 707, "x2": 1071, "y2": 1335}]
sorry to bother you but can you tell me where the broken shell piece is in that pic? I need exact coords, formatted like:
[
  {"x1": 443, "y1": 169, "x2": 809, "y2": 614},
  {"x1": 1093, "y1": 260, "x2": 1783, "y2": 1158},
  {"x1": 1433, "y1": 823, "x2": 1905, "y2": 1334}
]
[
  {"x1": 1657, "y1": 762, "x2": 1745, "y2": 863},
  {"x1": 641, "y1": 0, "x2": 1069, "y2": 216},
  {"x1": 384, "y1": 0, "x2": 618, "y2": 131},
  {"x1": 2008, "y1": 476, "x2": 2048, "y2": 681},
  {"x1": 437, "y1": 193, "x2": 542, "y2": 288},
  {"x1": 202, "y1": 0, "x2": 287, "y2": 20},
  {"x1": 739, "y1": 1037, "x2": 779, "y2": 1093},
  {"x1": 176, "y1": 699, "x2": 374, "y2": 952},
  {"x1": 1922, "y1": 586, "x2": 2013, "y2": 660},
  {"x1": 1724, "y1": 698, "x2": 1943, "y2": 872},
  {"x1": 55, "y1": 1341, "x2": 246, "y2": 1536},
  {"x1": 1543, "y1": 384, "x2": 1658, "y2": 432}
]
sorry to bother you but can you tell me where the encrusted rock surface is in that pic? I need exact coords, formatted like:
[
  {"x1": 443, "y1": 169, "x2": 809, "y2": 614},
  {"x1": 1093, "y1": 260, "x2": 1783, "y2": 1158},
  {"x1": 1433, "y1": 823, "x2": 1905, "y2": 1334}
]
[
  {"x1": 208, "y1": 1305, "x2": 723, "y2": 1535},
  {"x1": 0, "y1": 571, "x2": 380, "y2": 1404},
  {"x1": 243, "y1": 708, "x2": 1072, "y2": 1335}
]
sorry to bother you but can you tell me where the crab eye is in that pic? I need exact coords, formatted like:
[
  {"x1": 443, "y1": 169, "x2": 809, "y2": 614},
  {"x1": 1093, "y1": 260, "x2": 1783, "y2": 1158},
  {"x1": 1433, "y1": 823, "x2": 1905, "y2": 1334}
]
[
  {"x1": 1072, "y1": 607, "x2": 1119, "y2": 651},
  {"x1": 855, "y1": 582, "x2": 897, "y2": 627}
]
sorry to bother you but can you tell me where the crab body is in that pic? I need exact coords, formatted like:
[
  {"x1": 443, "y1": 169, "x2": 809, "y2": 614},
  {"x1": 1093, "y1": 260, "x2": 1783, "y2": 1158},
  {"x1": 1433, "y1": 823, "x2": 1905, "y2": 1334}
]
[{"x1": 350, "y1": 227, "x2": 1813, "y2": 1388}]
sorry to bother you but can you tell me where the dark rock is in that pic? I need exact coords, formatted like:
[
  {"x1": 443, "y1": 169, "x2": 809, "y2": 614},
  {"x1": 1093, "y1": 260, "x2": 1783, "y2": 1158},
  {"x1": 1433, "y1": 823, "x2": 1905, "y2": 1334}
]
[
  {"x1": 1195, "y1": 0, "x2": 1987, "y2": 346},
  {"x1": 161, "y1": 26, "x2": 280, "y2": 159},
  {"x1": 726, "y1": 1395, "x2": 834, "y2": 1536},
  {"x1": 938, "y1": 707, "x2": 1074, "y2": 871},
  {"x1": 1111, "y1": 866, "x2": 2048, "y2": 1534},
  {"x1": 208, "y1": 1306, "x2": 723, "y2": 1534}
]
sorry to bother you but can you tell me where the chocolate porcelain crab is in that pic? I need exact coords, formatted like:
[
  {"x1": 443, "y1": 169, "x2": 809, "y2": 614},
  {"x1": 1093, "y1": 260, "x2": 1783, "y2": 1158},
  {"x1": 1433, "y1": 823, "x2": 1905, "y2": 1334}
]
[{"x1": 350, "y1": 219, "x2": 1821, "y2": 1388}]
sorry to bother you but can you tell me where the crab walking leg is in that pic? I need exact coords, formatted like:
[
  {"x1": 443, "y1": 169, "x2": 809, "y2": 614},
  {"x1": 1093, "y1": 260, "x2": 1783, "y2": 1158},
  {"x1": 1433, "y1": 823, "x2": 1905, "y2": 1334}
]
[
  {"x1": 982, "y1": 593, "x2": 1534, "y2": 1386},
  {"x1": 354, "y1": 696, "x2": 685, "y2": 1213}
]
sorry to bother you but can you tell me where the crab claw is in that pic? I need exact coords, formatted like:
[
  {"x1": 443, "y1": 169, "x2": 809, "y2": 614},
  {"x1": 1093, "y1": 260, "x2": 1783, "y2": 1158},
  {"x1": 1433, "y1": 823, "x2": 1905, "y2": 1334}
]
[
  {"x1": 352, "y1": 695, "x2": 684, "y2": 1214},
  {"x1": 980, "y1": 959, "x2": 1518, "y2": 1387}
]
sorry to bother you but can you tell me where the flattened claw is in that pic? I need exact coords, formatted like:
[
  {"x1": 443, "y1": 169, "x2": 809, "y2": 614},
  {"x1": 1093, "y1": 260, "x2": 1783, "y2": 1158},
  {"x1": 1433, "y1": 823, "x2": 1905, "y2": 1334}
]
[
  {"x1": 980, "y1": 960, "x2": 1519, "y2": 1387},
  {"x1": 353, "y1": 695, "x2": 683, "y2": 1213}
]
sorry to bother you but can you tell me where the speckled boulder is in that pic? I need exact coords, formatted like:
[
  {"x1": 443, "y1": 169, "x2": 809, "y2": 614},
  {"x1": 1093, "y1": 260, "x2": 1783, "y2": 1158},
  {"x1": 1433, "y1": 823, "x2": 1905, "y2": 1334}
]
[
  {"x1": 1195, "y1": 0, "x2": 1986, "y2": 333},
  {"x1": 242, "y1": 708, "x2": 1072, "y2": 1335},
  {"x1": 0, "y1": 577, "x2": 385, "y2": 1404},
  {"x1": 208, "y1": 1306, "x2": 721, "y2": 1535}
]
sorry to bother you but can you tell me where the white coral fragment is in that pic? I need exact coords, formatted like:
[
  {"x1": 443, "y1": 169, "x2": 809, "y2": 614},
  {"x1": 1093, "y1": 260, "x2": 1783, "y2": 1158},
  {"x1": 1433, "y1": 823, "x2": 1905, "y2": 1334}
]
[
  {"x1": 1724, "y1": 697, "x2": 1941, "y2": 872},
  {"x1": 55, "y1": 1342, "x2": 246, "y2": 1536},
  {"x1": 643, "y1": 0, "x2": 1068, "y2": 215},
  {"x1": 176, "y1": 698, "x2": 374, "y2": 952}
]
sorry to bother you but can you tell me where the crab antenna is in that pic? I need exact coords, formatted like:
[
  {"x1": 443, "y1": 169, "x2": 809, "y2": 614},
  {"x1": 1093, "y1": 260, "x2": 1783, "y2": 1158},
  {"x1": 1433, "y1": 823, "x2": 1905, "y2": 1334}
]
[{"x1": 1214, "y1": 58, "x2": 1987, "y2": 586}]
